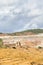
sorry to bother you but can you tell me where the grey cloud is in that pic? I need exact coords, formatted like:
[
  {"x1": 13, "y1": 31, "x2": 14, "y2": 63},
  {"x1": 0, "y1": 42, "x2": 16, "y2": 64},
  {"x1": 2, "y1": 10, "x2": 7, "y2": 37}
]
[{"x1": 0, "y1": 0, "x2": 43, "y2": 32}]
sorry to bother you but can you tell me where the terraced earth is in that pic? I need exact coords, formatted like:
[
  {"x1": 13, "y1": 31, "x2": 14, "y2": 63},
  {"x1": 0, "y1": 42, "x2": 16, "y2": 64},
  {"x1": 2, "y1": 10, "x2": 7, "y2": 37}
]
[{"x1": 0, "y1": 48, "x2": 43, "y2": 65}]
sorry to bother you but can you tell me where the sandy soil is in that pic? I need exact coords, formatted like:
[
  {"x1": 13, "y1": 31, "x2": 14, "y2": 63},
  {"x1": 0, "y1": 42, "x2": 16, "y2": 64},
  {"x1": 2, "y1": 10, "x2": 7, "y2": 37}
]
[{"x1": 0, "y1": 48, "x2": 43, "y2": 65}]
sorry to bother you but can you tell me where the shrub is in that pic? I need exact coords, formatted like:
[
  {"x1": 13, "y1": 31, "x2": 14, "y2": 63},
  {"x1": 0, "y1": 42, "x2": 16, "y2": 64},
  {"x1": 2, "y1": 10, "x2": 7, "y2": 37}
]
[
  {"x1": 0, "y1": 39, "x2": 3, "y2": 48},
  {"x1": 38, "y1": 46, "x2": 43, "y2": 49}
]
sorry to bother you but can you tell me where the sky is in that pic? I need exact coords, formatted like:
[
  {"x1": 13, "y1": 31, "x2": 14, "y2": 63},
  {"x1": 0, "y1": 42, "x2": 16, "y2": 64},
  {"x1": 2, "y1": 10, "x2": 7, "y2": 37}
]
[{"x1": 0, "y1": 0, "x2": 43, "y2": 33}]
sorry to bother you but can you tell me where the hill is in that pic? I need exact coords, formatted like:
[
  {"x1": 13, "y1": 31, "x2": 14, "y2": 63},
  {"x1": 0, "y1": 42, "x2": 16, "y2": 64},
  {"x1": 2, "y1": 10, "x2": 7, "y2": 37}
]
[
  {"x1": 0, "y1": 29, "x2": 43, "y2": 36},
  {"x1": 10, "y1": 29, "x2": 43, "y2": 36}
]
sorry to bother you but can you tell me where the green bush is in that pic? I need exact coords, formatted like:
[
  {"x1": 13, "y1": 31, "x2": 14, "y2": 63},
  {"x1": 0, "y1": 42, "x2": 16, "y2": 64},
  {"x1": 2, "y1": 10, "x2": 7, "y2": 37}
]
[{"x1": 0, "y1": 39, "x2": 3, "y2": 48}]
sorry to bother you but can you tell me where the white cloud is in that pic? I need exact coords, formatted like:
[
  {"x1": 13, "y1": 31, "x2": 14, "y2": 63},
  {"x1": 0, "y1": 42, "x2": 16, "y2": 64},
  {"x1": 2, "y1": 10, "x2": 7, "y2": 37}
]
[
  {"x1": 30, "y1": 24, "x2": 38, "y2": 29},
  {"x1": 0, "y1": 0, "x2": 18, "y2": 5},
  {"x1": 0, "y1": 0, "x2": 43, "y2": 32},
  {"x1": 0, "y1": 0, "x2": 43, "y2": 17},
  {"x1": 23, "y1": 22, "x2": 38, "y2": 30},
  {"x1": 14, "y1": 8, "x2": 22, "y2": 13},
  {"x1": 23, "y1": 15, "x2": 43, "y2": 30},
  {"x1": 28, "y1": 8, "x2": 43, "y2": 17}
]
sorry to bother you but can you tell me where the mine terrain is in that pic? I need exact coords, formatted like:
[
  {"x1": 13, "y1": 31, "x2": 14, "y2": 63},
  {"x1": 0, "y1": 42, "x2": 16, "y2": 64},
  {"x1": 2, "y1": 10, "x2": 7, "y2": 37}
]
[{"x1": 0, "y1": 29, "x2": 43, "y2": 65}]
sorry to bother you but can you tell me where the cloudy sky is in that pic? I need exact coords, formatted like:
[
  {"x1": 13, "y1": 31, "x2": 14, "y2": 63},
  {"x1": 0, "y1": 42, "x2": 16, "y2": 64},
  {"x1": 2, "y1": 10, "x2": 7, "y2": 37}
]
[{"x1": 0, "y1": 0, "x2": 43, "y2": 33}]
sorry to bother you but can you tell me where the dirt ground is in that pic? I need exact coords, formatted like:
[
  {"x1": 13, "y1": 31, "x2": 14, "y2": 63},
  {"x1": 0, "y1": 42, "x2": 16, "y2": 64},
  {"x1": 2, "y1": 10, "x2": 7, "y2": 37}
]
[{"x1": 0, "y1": 48, "x2": 43, "y2": 65}]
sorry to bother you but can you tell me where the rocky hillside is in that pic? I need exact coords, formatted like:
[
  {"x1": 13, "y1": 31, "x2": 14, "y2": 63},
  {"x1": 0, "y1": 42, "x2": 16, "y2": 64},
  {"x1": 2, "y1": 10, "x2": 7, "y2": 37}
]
[
  {"x1": 10, "y1": 29, "x2": 43, "y2": 36},
  {"x1": 0, "y1": 29, "x2": 43, "y2": 36}
]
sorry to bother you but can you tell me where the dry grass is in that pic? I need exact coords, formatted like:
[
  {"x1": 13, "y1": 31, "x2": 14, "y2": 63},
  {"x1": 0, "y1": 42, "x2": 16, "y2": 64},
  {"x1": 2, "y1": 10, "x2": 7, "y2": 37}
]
[{"x1": 0, "y1": 48, "x2": 43, "y2": 65}]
